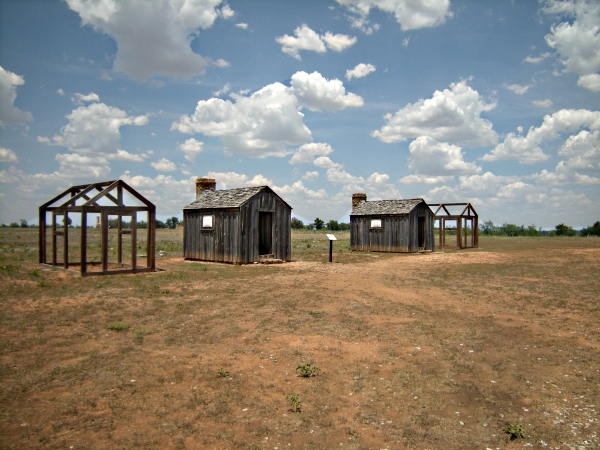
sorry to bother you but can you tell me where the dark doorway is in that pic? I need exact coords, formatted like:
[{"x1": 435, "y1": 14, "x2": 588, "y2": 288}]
[
  {"x1": 258, "y1": 212, "x2": 273, "y2": 256},
  {"x1": 418, "y1": 216, "x2": 425, "y2": 248}
]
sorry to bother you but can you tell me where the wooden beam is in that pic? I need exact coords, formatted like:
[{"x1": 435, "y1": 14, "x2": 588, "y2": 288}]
[
  {"x1": 81, "y1": 212, "x2": 87, "y2": 275},
  {"x1": 64, "y1": 212, "x2": 69, "y2": 270},
  {"x1": 52, "y1": 213, "x2": 58, "y2": 266},
  {"x1": 84, "y1": 180, "x2": 120, "y2": 207},
  {"x1": 39, "y1": 209, "x2": 46, "y2": 264},
  {"x1": 131, "y1": 211, "x2": 137, "y2": 271},
  {"x1": 101, "y1": 211, "x2": 108, "y2": 273},
  {"x1": 120, "y1": 180, "x2": 155, "y2": 208},
  {"x1": 117, "y1": 215, "x2": 122, "y2": 265}
]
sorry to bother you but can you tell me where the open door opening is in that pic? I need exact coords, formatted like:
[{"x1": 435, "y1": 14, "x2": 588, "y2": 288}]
[
  {"x1": 258, "y1": 212, "x2": 273, "y2": 257},
  {"x1": 418, "y1": 216, "x2": 425, "y2": 249}
]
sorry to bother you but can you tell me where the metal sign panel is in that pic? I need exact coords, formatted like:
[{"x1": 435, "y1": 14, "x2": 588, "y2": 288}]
[{"x1": 326, "y1": 234, "x2": 337, "y2": 241}]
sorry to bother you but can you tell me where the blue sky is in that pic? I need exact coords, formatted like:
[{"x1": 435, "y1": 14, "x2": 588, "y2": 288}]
[{"x1": 1, "y1": 0, "x2": 599, "y2": 227}]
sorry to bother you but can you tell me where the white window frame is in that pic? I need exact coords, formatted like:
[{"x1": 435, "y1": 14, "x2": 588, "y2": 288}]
[
  {"x1": 370, "y1": 218, "x2": 382, "y2": 229},
  {"x1": 202, "y1": 215, "x2": 213, "y2": 228}
]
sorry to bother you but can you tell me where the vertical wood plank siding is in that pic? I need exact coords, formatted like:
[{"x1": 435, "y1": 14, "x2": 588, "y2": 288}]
[
  {"x1": 183, "y1": 190, "x2": 291, "y2": 264},
  {"x1": 350, "y1": 204, "x2": 434, "y2": 253}
]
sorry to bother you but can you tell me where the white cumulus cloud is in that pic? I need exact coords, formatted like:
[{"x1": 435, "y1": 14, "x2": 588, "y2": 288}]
[
  {"x1": 172, "y1": 72, "x2": 362, "y2": 158},
  {"x1": 65, "y1": 0, "x2": 227, "y2": 80},
  {"x1": 172, "y1": 82, "x2": 311, "y2": 158},
  {"x1": 577, "y1": 73, "x2": 600, "y2": 91},
  {"x1": 71, "y1": 92, "x2": 100, "y2": 104},
  {"x1": 336, "y1": 0, "x2": 452, "y2": 32},
  {"x1": 38, "y1": 102, "x2": 149, "y2": 156},
  {"x1": 178, "y1": 138, "x2": 204, "y2": 162},
  {"x1": 275, "y1": 24, "x2": 356, "y2": 60},
  {"x1": 289, "y1": 142, "x2": 334, "y2": 165},
  {"x1": 151, "y1": 158, "x2": 177, "y2": 171},
  {"x1": 532, "y1": 99, "x2": 554, "y2": 108},
  {"x1": 482, "y1": 108, "x2": 600, "y2": 163},
  {"x1": 505, "y1": 83, "x2": 530, "y2": 95},
  {"x1": 542, "y1": 0, "x2": 600, "y2": 91},
  {"x1": 345, "y1": 63, "x2": 376, "y2": 80},
  {"x1": 406, "y1": 136, "x2": 482, "y2": 177},
  {"x1": 0, "y1": 66, "x2": 32, "y2": 126},
  {"x1": 290, "y1": 71, "x2": 364, "y2": 112},
  {"x1": 372, "y1": 79, "x2": 498, "y2": 147},
  {"x1": 0, "y1": 147, "x2": 18, "y2": 163}
]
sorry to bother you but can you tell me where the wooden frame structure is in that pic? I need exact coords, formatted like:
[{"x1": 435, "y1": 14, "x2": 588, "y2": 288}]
[
  {"x1": 429, "y1": 203, "x2": 478, "y2": 249},
  {"x1": 39, "y1": 180, "x2": 156, "y2": 276}
]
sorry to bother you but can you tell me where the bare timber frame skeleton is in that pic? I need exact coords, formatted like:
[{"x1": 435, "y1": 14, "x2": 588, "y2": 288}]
[
  {"x1": 429, "y1": 203, "x2": 479, "y2": 249},
  {"x1": 39, "y1": 180, "x2": 156, "y2": 276}
]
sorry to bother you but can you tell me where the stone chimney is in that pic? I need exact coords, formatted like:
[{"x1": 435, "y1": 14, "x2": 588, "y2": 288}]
[
  {"x1": 196, "y1": 177, "x2": 216, "y2": 199},
  {"x1": 352, "y1": 193, "x2": 367, "y2": 212}
]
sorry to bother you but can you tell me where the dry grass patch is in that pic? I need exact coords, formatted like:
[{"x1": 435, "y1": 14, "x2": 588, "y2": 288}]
[{"x1": 0, "y1": 228, "x2": 599, "y2": 449}]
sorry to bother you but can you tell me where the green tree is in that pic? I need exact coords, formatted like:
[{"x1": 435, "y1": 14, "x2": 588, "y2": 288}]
[
  {"x1": 326, "y1": 220, "x2": 340, "y2": 231},
  {"x1": 555, "y1": 223, "x2": 576, "y2": 236},
  {"x1": 155, "y1": 220, "x2": 166, "y2": 229},
  {"x1": 19, "y1": 219, "x2": 28, "y2": 228},
  {"x1": 480, "y1": 220, "x2": 498, "y2": 235},
  {"x1": 291, "y1": 217, "x2": 304, "y2": 229},
  {"x1": 313, "y1": 217, "x2": 324, "y2": 230},
  {"x1": 165, "y1": 217, "x2": 180, "y2": 229},
  {"x1": 580, "y1": 221, "x2": 600, "y2": 236}
]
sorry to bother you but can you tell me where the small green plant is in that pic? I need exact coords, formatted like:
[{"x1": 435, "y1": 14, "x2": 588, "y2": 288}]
[
  {"x1": 161, "y1": 289, "x2": 170, "y2": 294},
  {"x1": 503, "y1": 423, "x2": 526, "y2": 440},
  {"x1": 1, "y1": 264, "x2": 17, "y2": 274},
  {"x1": 37, "y1": 280, "x2": 49, "y2": 288},
  {"x1": 107, "y1": 322, "x2": 130, "y2": 331},
  {"x1": 29, "y1": 268, "x2": 41, "y2": 277},
  {"x1": 286, "y1": 393, "x2": 302, "y2": 412},
  {"x1": 201, "y1": 266, "x2": 208, "y2": 272},
  {"x1": 94, "y1": 283, "x2": 102, "y2": 288},
  {"x1": 296, "y1": 363, "x2": 320, "y2": 377},
  {"x1": 216, "y1": 368, "x2": 229, "y2": 378},
  {"x1": 306, "y1": 243, "x2": 311, "y2": 248},
  {"x1": 133, "y1": 278, "x2": 141, "y2": 286},
  {"x1": 308, "y1": 310, "x2": 323, "y2": 318}
]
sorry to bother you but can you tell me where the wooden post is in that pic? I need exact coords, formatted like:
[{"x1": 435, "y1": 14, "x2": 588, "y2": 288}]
[
  {"x1": 81, "y1": 211, "x2": 87, "y2": 275},
  {"x1": 457, "y1": 218, "x2": 462, "y2": 249},
  {"x1": 64, "y1": 211, "x2": 69, "y2": 269},
  {"x1": 131, "y1": 211, "x2": 137, "y2": 271},
  {"x1": 101, "y1": 211, "x2": 108, "y2": 273},
  {"x1": 147, "y1": 208, "x2": 155, "y2": 269},
  {"x1": 117, "y1": 215, "x2": 122, "y2": 265},
  {"x1": 474, "y1": 215, "x2": 479, "y2": 247},
  {"x1": 329, "y1": 240, "x2": 333, "y2": 263},
  {"x1": 52, "y1": 213, "x2": 57, "y2": 266},
  {"x1": 39, "y1": 209, "x2": 46, "y2": 264}
]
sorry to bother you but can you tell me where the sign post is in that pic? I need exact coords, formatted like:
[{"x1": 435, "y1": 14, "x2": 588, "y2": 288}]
[{"x1": 326, "y1": 234, "x2": 337, "y2": 263}]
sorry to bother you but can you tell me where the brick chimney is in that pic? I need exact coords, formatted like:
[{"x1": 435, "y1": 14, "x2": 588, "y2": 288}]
[
  {"x1": 352, "y1": 193, "x2": 367, "y2": 212},
  {"x1": 196, "y1": 177, "x2": 216, "y2": 199}
]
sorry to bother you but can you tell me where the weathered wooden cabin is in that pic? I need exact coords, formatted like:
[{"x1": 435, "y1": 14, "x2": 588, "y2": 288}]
[
  {"x1": 350, "y1": 193, "x2": 435, "y2": 253},
  {"x1": 183, "y1": 178, "x2": 292, "y2": 264}
]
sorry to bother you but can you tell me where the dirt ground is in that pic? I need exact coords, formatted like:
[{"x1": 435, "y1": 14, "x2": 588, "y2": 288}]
[{"x1": 1, "y1": 229, "x2": 599, "y2": 449}]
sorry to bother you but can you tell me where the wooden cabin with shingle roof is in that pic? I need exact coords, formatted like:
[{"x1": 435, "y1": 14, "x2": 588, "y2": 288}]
[
  {"x1": 350, "y1": 193, "x2": 434, "y2": 253},
  {"x1": 183, "y1": 178, "x2": 291, "y2": 264}
]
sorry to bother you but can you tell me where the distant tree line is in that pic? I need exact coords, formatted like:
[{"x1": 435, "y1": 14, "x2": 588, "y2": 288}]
[
  {"x1": 1, "y1": 216, "x2": 183, "y2": 230},
  {"x1": 479, "y1": 220, "x2": 600, "y2": 237},
  {"x1": 291, "y1": 217, "x2": 350, "y2": 231}
]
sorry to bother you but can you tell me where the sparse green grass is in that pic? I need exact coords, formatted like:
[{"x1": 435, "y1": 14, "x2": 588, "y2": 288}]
[{"x1": 107, "y1": 322, "x2": 130, "y2": 331}]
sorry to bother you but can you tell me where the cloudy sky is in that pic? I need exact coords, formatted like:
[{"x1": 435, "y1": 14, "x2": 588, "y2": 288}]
[{"x1": 1, "y1": 0, "x2": 599, "y2": 227}]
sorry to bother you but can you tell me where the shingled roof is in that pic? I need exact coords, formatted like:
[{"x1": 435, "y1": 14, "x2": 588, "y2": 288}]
[
  {"x1": 184, "y1": 186, "x2": 291, "y2": 210},
  {"x1": 351, "y1": 198, "x2": 426, "y2": 216}
]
